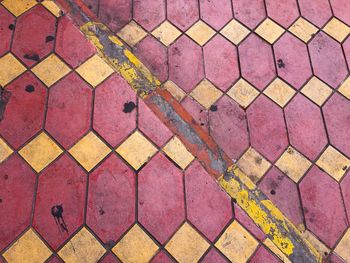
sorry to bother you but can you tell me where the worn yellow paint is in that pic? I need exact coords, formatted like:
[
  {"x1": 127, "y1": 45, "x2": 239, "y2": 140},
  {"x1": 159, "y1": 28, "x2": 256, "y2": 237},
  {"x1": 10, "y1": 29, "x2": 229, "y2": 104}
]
[
  {"x1": 220, "y1": 19, "x2": 250, "y2": 45},
  {"x1": 58, "y1": 227, "x2": 106, "y2": 263},
  {"x1": 162, "y1": 80, "x2": 186, "y2": 102},
  {"x1": 166, "y1": 223, "x2": 209, "y2": 263},
  {"x1": 0, "y1": 53, "x2": 26, "y2": 87},
  {"x1": 316, "y1": 145, "x2": 350, "y2": 181},
  {"x1": 215, "y1": 221, "x2": 258, "y2": 263},
  {"x1": 255, "y1": 18, "x2": 285, "y2": 44},
  {"x1": 117, "y1": 21, "x2": 147, "y2": 46},
  {"x1": 113, "y1": 224, "x2": 158, "y2": 263},
  {"x1": 152, "y1": 21, "x2": 182, "y2": 46},
  {"x1": 0, "y1": 137, "x2": 13, "y2": 163},
  {"x1": 19, "y1": 132, "x2": 62, "y2": 173},
  {"x1": 334, "y1": 228, "x2": 350, "y2": 262},
  {"x1": 163, "y1": 136, "x2": 195, "y2": 169},
  {"x1": 227, "y1": 78, "x2": 259, "y2": 108},
  {"x1": 339, "y1": 76, "x2": 350, "y2": 100},
  {"x1": 116, "y1": 130, "x2": 157, "y2": 170},
  {"x1": 3, "y1": 228, "x2": 52, "y2": 263},
  {"x1": 237, "y1": 147, "x2": 271, "y2": 183},
  {"x1": 75, "y1": 54, "x2": 114, "y2": 87},
  {"x1": 186, "y1": 20, "x2": 215, "y2": 46},
  {"x1": 301, "y1": 77, "x2": 332, "y2": 106},
  {"x1": 69, "y1": 132, "x2": 111, "y2": 172},
  {"x1": 263, "y1": 78, "x2": 295, "y2": 107},
  {"x1": 31, "y1": 54, "x2": 71, "y2": 87},
  {"x1": 41, "y1": 0, "x2": 62, "y2": 17},
  {"x1": 264, "y1": 238, "x2": 292, "y2": 263},
  {"x1": 323, "y1": 18, "x2": 350, "y2": 42},
  {"x1": 1, "y1": 0, "x2": 37, "y2": 16},
  {"x1": 275, "y1": 146, "x2": 312, "y2": 183},
  {"x1": 289, "y1": 18, "x2": 318, "y2": 43},
  {"x1": 190, "y1": 79, "x2": 223, "y2": 109}
]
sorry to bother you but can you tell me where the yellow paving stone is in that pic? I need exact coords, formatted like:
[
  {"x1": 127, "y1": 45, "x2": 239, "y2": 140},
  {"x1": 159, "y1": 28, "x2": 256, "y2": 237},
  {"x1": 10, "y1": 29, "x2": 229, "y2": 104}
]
[
  {"x1": 58, "y1": 227, "x2": 106, "y2": 263},
  {"x1": 263, "y1": 78, "x2": 295, "y2": 107},
  {"x1": 0, "y1": 53, "x2": 26, "y2": 87},
  {"x1": 75, "y1": 54, "x2": 114, "y2": 87},
  {"x1": 3, "y1": 228, "x2": 52, "y2": 263},
  {"x1": 275, "y1": 146, "x2": 312, "y2": 183},
  {"x1": 0, "y1": 137, "x2": 13, "y2": 163},
  {"x1": 255, "y1": 18, "x2": 285, "y2": 44},
  {"x1": 301, "y1": 77, "x2": 333, "y2": 106},
  {"x1": 152, "y1": 21, "x2": 182, "y2": 46},
  {"x1": 237, "y1": 147, "x2": 271, "y2": 183},
  {"x1": 289, "y1": 18, "x2": 318, "y2": 43},
  {"x1": 323, "y1": 18, "x2": 350, "y2": 42},
  {"x1": 316, "y1": 146, "x2": 350, "y2": 181},
  {"x1": 301, "y1": 230, "x2": 330, "y2": 257},
  {"x1": 215, "y1": 221, "x2": 258, "y2": 263},
  {"x1": 113, "y1": 224, "x2": 158, "y2": 263},
  {"x1": 162, "y1": 80, "x2": 186, "y2": 101},
  {"x1": 186, "y1": 20, "x2": 215, "y2": 46},
  {"x1": 117, "y1": 21, "x2": 147, "y2": 46},
  {"x1": 264, "y1": 238, "x2": 292, "y2": 263},
  {"x1": 339, "y1": 76, "x2": 350, "y2": 100},
  {"x1": 220, "y1": 19, "x2": 250, "y2": 45},
  {"x1": 190, "y1": 79, "x2": 223, "y2": 109},
  {"x1": 31, "y1": 54, "x2": 71, "y2": 87},
  {"x1": 166, "y1": 223, "x2": 209, "y2": 263},
  {"x1": 19, "y1": 132, "x2": 63, "y2": 173},
  {"x1": 1, "y1": 0, "x2": 37, "y2": 16},
  {"x1": 116, "y1": 130, "x2": 157, "y2": 170},
  {"x1": 334, "y1": 228, "x2": 350, "y2": 262},
  {"x1": 41, "y1": 0, "x2": 61, "y2": 17},
  {"x1": 227, "y1": 79, "x2": 259, "y2": 108},
  {"x1": 162, "y1": 136, "x2": 194, "y2": 169},
  {"x1": 69, "y1": 132, "x2": 111, "y2": 172}
]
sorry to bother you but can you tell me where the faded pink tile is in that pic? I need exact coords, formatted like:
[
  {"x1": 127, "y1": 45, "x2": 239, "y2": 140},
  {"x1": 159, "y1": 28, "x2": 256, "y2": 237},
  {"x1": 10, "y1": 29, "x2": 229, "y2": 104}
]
[
  {"x1": 0, "y1": 6, "x2": 14, "y2": 57},
  {"x1": 202, "y1": 248, "x2": 229, "y2": 263},
  {"x1": 199, "y1": 0, "x2": 232, "y2": 30},
  {"x1": 151, "y1": 251, "x2": 174, "y2": 263},
  {"x1": 343, "y1": 36, "x2": 350, "y2": 66},
  {"x1": 265, "y1": 0, "x2": 299, "y2": 28},
  {"x1": 341, "y1": 172, "x2": 350, "y2": 228},
  {"x1": 99, "y1": 0, "x2": 132, "y2": 33},
  {"x1": 133, "y1": 0, "x2": 165, "y2": 31},
  {"x1": 298, "y1": 0, "x2": 332, "y2": 27},
  {"x1": 232, "y1": 0, "x2": 266, "y2": 29},
  {"x1": 249, "y1": 246, "x2": 281, "y2": 263},
  {"x1": 167, "y1": 0, "x2": 199, "y2": 31},
  {"x1": 330, "y1": 0, "x2": 350, "y2": 26}
]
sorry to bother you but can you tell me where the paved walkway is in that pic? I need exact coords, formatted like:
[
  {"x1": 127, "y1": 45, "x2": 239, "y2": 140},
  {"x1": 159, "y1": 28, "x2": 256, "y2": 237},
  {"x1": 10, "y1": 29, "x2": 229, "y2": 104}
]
[{"x1": 0, "y1": 0, "x2": 350, "y2": 262}]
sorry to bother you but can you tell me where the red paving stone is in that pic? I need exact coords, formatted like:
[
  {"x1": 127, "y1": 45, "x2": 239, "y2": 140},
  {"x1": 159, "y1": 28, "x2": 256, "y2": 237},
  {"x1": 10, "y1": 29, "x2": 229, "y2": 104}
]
[
  {"x1": 167, "y1": 0, "x2": 199, "y2": 31},
  {"x1": 133, "y1": 0, "x2": 165, "y2": 31},
  {"x1": 151, "y1": 251, "x2": 173, "y2": 263},
  {"x1": 232, "y1": 0, "x2": 266, "y2": 29},
  {"x1": 250, "y1": 246, "x2": 282, "y2": 263},
  {"x1": 199, "y1": 0, "x2": 232, "y2": 30},
  {"x1": 0, "y1": 6, "x2": 14, "y2": 57},
  {"x1": 201, "y1": 248, "x2": 229, "y2": 263}
]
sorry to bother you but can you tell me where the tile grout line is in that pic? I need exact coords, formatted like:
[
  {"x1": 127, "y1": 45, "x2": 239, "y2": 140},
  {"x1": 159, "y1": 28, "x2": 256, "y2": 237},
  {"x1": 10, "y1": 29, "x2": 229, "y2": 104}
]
[{"x1": 53, "y1": 0, "x2": 322, "y2": 262}]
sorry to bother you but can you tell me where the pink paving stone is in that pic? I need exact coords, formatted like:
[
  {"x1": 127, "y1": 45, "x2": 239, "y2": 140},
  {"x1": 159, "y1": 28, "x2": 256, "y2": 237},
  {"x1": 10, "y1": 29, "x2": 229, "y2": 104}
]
[
  {"x1": 309, "y1": 32, "x2": 348, "y2": 88},
  {"x1": 134, "y1": 35, "x2": 168, "y2": 82},
  {"x1": 185, "y1": 161, "x2": 232, "y2": 241},
  {"x1": 138, "y1": 99, "x2": 172, "y2": 147},
  {"x1": 87, "y1": 154, "x2": 135, "y2": 244},
  {"x1": 0, "y1": 6, "x2": 14, "y2": 57},
  {"x1": 98, "y1": 0, "x2": 132, "y2": 33},
  {"x1": 300, "y1": 166, "x2": 348, "y2": 247},
  {"x1": 12, "y1": 5, "x2": 56, "y2": 67},
  {"x1": 239, "y1": 34, "x2": 276, "y2": 91},
  {"x1": 330, "y1": 0, "x2": 350, "y2": 26},
  {"x1": 167, "y1": 0, "x2": 199, "y2": 31},
  {"x1": 234, "y1": 205, "x2": 266, "y2": 241},
  {"x1": 323, "y1": 94, "x2": 350, "y2": 157},
  {"x1": 265, "y1": 0, "x2": 299, "y2": 28},
  {"x1": 343, "y1": 36, "x2": 350, "y2": 66},
  {"x1": 138, "y1": 153, "x2": 185, "y2": 244},
  {"x1": 274, "y1": 32, "x2": 312, "y2": 89},
  {"x1": 258, "y1": 167, "x2": 304, "y2": 227},
  {"x1": 55, "y1": 16, "x2": 95, "y2": 68},
  {"x1": 46, "y1": 256, "x2": 63, "y2": 263},
  {"x1": 298, "y1": 0, "x2": 332, "y2": 27},
  {"x1": 45, "y1": 73, "x2": 92, "y2": 149},
  {"x1": 82, "y1": 0, "x2": 98, "y2": 15},
  {"x1": 133, "y1": 0, "x2": 166, "y2": 31},
  {"x1": 232, "y1": 0, "x2": 266, "y2": 29},
  {"x1": 93, "y1": 73, "x2": 136, "y2": 147},
  {"x1": 341, "y1": 172, "x2": 350, "y2": 223},
  {"x1": 100, "y1": 253, "x2": 121, "y2": 263},
  {"x1": 204, "y1": 35, "x2": 239, "y2": 91},
  {"x1": 151, "y1": 251, "x2": 174, "y2": 263},
  {"x1": 247, "y1": 95, "x2": 288, "y2": 162},
  {"x1": 181, "y1": 97, "x2": 209, "y2": 133},
  {"x1": 209, "y1": 95, "x2": 249, "y2": 160},
  {"x1": 199, "y1": 0, "x2": 232, "y2": 30},
  {"x1": 249, "y1": 246, "x2": 282, "y2": 263},
  {"x1": 0, "y1": 72, "x2": 46, "y2": 149},
  {"x1": 201, "y1": 248, "x2": 229, "y2": 263},
  {"x1": 0, "y1": 155, "x2": 36, "y2": 251},
  {"x1": 327, "y1": 253, "x2": 347, "y2": 263},
  {"x1": 33, "y1": 154, "x2": 86, "y2": 250},
  {"x1": 169, "y1": 35, "x2": 204, "y2": 92},
  {"x1": 285, "y1": 94, "x2": 328, "y2": 160}
]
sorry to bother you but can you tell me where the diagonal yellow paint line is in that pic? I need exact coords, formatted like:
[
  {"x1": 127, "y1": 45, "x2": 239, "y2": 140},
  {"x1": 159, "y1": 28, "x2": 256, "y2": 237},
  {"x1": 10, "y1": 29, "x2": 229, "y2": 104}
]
[{"x1": 54, "y1": 0, "x2": 322, "y2": 262}]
